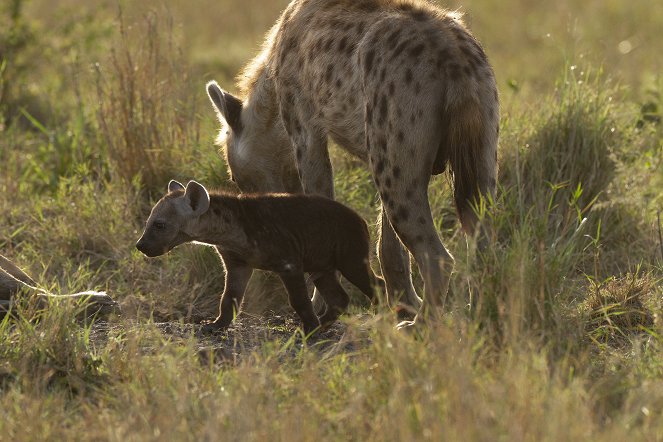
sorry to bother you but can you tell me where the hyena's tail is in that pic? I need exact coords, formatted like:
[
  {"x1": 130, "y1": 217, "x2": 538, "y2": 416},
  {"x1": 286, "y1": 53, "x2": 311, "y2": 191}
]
[{"x1": 445, "y1": 97, "x2": 498, "y2": 235}]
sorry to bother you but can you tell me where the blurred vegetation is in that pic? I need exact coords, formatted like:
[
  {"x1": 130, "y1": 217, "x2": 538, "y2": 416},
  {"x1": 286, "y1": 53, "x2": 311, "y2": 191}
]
[{"x1": 1, "y1": 0, "x2": 663, "y2": 439}]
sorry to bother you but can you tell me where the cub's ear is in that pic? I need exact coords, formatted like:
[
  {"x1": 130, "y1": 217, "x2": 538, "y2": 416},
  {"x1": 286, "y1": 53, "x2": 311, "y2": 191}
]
[
  {"x1": 168, "y1": 180, "x2": 185, "y2": 193},
  {"x1": 206, "y1": 80, "x2": 243, "y2": 132},
  {"x1": 184, "y1": 180, "x2": 211, "y2": 216}
]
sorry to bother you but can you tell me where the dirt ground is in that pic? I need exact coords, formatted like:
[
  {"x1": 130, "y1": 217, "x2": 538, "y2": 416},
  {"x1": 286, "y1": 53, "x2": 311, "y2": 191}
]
[{"x1": 88, "y1": 311, "x2": 374, "y2": 364}]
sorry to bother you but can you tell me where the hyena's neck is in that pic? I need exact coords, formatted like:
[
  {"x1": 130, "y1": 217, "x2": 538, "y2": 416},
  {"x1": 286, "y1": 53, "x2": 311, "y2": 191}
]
[
  {"x1": 244, "y1": 64, "x2": 280, "y2": 128},
  {"x1": 187, "y1": 196, "x2": 249, "y2": 252}
]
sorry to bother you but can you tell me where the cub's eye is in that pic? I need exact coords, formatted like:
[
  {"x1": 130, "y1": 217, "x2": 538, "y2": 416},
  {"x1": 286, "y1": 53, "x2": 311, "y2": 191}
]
[{"x1": 154, "y1": 221, "x2": 166, "y2": 230}]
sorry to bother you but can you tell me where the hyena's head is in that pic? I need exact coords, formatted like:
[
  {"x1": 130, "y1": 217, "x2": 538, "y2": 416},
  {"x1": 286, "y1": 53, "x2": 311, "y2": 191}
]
[
  {"x1": 136, "y1": 180, "x2": 210, "y2": 257},
  {"x1": 206, "y1": 80, "x2": 300, "y2": 193}
]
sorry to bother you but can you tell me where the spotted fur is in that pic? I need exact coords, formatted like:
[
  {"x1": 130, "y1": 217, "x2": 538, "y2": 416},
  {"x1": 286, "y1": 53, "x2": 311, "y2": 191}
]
[{"x1": 206, "y1": 0, "x2": 499, "y2": 322}]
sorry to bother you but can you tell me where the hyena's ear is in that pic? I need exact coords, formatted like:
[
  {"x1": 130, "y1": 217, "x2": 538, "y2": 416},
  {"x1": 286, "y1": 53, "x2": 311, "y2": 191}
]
[
  {"x1": 184, "y1": 181, "x2": 211, "y2": 216},
  {"x1": 206, "y1": 80, "x2": 243, "y2": 132},
  {"x1": 168, "y1": 180, "x2": 185, "y2": 193}
]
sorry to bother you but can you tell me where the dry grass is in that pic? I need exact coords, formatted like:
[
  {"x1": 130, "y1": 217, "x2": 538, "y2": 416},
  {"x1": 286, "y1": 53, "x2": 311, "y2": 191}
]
[{"x1": 1, "y1": 0, "x2": 663, "y2": 440}]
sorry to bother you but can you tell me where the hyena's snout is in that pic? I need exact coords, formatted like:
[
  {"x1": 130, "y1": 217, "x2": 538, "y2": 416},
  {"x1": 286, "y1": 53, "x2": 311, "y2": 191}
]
[{"x1": 135, "y1": 235, "x2": 167, "y2": 258}]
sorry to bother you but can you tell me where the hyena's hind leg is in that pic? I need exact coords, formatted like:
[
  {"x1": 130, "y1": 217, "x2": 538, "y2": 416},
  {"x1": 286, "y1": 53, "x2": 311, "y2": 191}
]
[
  {"x1": 377, "y1": 209, "x2": 422, "y2": 319},
  {"x1": 382, "y1": 182, "x2": 454, "y2": 323},
  {"x1": 364, "y1": 99, "x2": 454, "y2": 323}
]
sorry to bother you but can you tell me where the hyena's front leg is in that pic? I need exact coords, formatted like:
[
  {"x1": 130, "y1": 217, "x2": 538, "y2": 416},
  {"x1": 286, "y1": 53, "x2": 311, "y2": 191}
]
[
  {"x1": 202, "y1": 254, "x2": 253, "y2": 332},
  {"x1": 377, "y1": 209, "x2": 422, "y2": 320},
  {"x1": 281, "y1": 103, "x2": 334, "y2": 312}
]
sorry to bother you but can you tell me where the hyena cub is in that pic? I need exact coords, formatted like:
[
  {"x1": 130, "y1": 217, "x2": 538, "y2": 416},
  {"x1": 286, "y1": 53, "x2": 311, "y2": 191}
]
[{"x1": 136, "y1": 180, "x2": 380, "y2": 334}]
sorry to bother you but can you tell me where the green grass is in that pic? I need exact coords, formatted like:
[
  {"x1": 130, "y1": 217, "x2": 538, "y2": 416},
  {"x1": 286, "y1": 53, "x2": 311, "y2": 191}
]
[{"x1": 2, "y1": 0, "x2": 663, "y2": 440}]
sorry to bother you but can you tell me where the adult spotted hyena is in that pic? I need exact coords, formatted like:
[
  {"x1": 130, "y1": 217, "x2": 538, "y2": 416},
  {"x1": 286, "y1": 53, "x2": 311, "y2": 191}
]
[{"x1": 206, "y1": 0, "x2": 499, "y2": 326}]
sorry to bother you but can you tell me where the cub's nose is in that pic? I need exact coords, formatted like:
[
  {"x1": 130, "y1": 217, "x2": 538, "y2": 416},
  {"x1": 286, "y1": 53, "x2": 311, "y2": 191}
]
[{"x1": 136, "y1": 238, "x2": 149, "y2": 255}]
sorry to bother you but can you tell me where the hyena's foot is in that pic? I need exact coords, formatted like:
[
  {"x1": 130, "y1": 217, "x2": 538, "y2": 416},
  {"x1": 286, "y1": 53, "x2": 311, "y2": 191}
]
[
  {"x1": 396, "y1": 314, "x2": 426, "y2": 333},
  {"x1": 301, "y1": 317, "x2": 322, "y2": 337},
  {"x1": 395, "y1": 303, "x2": 418, "y2": 321},
  {"x1": 199, "y1": 317, "x2": 230, "y2": 334},
  {"x1": 318, "y1": 309, "x2": 342, "y2": 328}
]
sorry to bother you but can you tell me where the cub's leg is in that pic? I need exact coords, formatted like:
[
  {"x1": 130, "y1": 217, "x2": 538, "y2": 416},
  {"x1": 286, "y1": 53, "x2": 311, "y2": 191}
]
[
  {"x1": 278, "y1": 270, "x2": 321, "y2": 335},
  {"x1": 338, "y1": 259, "x2": 380, "y2": 302},
  {"x1": 202, "y1": 253, "x2": 253, "y2": 332},
  {"x1": 311, "y1": 271, "x2": 350, "y2": 326}
]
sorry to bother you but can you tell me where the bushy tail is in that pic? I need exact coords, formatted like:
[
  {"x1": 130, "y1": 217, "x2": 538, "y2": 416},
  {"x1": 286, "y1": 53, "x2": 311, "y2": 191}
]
[{"x1": 447, "y1": 99, "x2": 497, "y2": 234}]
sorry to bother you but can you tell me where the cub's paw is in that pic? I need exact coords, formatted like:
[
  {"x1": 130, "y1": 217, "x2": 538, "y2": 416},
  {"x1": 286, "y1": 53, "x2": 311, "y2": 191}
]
[{"x1": 199, "y1": 319, "x2": 229, "y2": 335}]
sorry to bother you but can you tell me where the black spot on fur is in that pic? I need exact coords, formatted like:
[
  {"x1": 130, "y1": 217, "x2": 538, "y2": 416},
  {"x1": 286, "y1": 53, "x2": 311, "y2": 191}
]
[
  {"x1": 460, "y1": 45, "x2": 482, "y2": 71},
  {"x1": 388, "y1": 82, "x2": 395, "y2": 96},
  {"x1": 355, "y1": 0, "x2": 380, "y2": 12},
  {"x1": 391, "y1": 39, "x2": 410, "y2": 59},
  {"x1": 418, "y1": 216, "x2": 426, "y2": 225},
  {"x1": 469, "y1": 39, "x2": 488, "y2": 61},
  {"x1": 379, "y1": 137, "x2": 387, "y2": 151},
  {"x1": 324, "y1": 38, "x2": 334, "y2": 52},
  {"x1": 448, "y1": 63, "x2": 462, "y2": 80},
  {"x1": 366, "y1": 104, "x2": 373, "y2": 122},
  {"x1": 336, "y1": 79, "x2": 343, "y2": 88},
  {"x1": 452, "y1": 27, "x2": 468, "y2": 42},
  {"x1": 415, "y1": 234, "x2": 424, "y2": 243},
  {"x1": 338, "y1": 37, "x2": 348, "y2": 52},
  {"x1": 397, "y1": 131, "x2": 404, "y2": 143},
  {"x1": 312, "y1": 38, "x2": 323, "y2": 54},
  {"x1": 409, "y1": 43, "x2": 425, "y2": 58},
  {"x1": 387, "y1": 28, "x2": 402, "y2": 46},
  {"x1": 378, "y1": 95, "x2": 388, "y2": 125},
  {"x1": 393, "y1": 166, "x2": 401, "y2": 179},
  {"x1": 376, "y1": 159, "x2": 385, "y2": 175},
  {"x1": 385, "y1": 177, "x2": 392, "y2": 188},
  {"x1": 365, "y1": 49, "x2": 376, "y2": 74},
  {"x1": 404, "y1": 69, "x2": 413, "y2": 84},
  {"x1": 414, "y1": 82, "x2": 421, "y2": 94},
  {"x1": 395, "y1": 205, "x2": 409, "y2": 222},
  {"x1": 322, "y1": 0, "x2": 341, "y2": 10},
  {"x1": 326, "y1": 64, "x2": 334, "y2": 83},
  {"x1": 436, "y1": 48, "x2": 450, "y2": 69},
  {"x1": 410, "y1": 9, "x2": 429, "y2": 21}
]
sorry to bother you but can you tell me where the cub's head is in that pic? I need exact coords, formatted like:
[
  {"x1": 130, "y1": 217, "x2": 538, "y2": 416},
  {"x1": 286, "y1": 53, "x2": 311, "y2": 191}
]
[{"x1": 136, "y1": 180, "x2": 210, "y2": 257}]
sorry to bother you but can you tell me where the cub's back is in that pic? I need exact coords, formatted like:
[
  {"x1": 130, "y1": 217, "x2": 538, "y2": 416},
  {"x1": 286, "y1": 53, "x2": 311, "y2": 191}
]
[{"x1": 240, "y1": 193, "x2": 369, "y2": 244}]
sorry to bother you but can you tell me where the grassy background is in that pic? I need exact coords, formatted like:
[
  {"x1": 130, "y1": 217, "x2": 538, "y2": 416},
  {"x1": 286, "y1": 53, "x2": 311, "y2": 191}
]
[{"x1": 2, "y1": 0, "x2": 663, "y2": 439}]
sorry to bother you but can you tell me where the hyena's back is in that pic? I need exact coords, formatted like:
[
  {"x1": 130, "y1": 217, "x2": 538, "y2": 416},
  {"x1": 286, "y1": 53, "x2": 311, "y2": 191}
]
[{"x1": 270, "y1": 0, "x2": 499, "y2": 227}]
